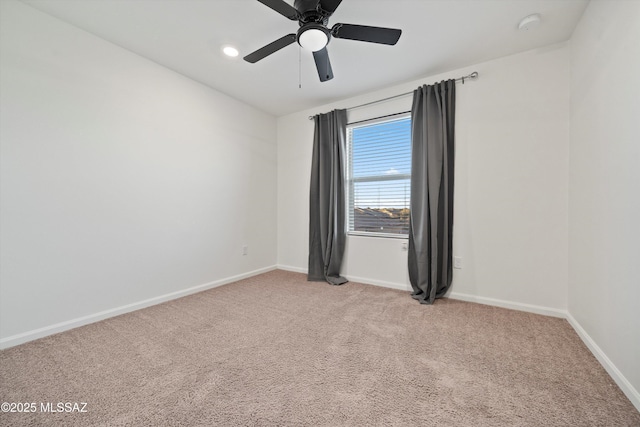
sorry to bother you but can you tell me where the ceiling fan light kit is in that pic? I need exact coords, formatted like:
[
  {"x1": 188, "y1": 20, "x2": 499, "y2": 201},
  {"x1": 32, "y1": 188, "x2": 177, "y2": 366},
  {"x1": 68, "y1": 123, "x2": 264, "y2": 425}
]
[
  {"x1": 244, "y1": 0, "x2": 402, "y2": 82},
  {"x1": 298, "y1": 24, "x2": 330, "y2": 51}
]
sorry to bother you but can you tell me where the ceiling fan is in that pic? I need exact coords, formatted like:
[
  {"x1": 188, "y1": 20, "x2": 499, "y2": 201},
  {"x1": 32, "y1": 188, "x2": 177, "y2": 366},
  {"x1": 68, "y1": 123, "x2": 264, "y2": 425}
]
[{"x1": 244, "y1": 0, "x2": 402, "y2": 82}]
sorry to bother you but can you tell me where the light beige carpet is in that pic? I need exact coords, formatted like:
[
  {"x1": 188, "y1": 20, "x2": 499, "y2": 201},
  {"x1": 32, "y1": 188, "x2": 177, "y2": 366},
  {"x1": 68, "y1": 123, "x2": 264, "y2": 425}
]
[{"x1": 1, "y1": 270, "x2": 638, "y2": 426}]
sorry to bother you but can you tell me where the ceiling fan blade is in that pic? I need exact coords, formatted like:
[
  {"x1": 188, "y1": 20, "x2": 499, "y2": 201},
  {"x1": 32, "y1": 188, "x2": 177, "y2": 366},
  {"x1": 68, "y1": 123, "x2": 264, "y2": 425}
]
[
  {"x1": 257, "y1": 0, "x2": 300, "y2": 20},
  {"x1": 244, "y1": 34, "x2": 297, "y2": 63},
  {"x1": 332, "y1": 24, "x2": 402, "y2": 45},
  {"x1": 313, "y1": 47, "x2": 334, "y2": 82},
  {"x1": 318, "y1": 0, "x2": 343, "y2": 14}
]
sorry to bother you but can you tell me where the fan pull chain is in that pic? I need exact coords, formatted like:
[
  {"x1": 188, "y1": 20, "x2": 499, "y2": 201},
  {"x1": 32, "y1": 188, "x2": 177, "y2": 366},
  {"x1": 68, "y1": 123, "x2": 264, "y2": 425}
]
[{"x1": 298, "y1": 45, "x2": 302, "y2": 89}]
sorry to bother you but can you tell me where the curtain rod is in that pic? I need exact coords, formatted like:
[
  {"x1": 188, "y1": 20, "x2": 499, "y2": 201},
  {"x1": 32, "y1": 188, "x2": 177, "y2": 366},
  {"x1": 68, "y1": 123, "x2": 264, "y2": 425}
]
[{"x1": 308, "y1": 71, "x2": 478, "y2": 120}]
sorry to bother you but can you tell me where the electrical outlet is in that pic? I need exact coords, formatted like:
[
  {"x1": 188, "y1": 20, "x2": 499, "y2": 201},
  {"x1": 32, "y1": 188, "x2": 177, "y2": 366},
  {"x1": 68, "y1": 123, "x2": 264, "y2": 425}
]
[
  {"x1": 401, "y1": 242, "x2": 408, "y2": 251},
  {"x1": 242, "y1": 245, "x2": 248, "y2": 256},
  {"x1": 453, "y1": 256, "x2": 462, "y2": 269}
]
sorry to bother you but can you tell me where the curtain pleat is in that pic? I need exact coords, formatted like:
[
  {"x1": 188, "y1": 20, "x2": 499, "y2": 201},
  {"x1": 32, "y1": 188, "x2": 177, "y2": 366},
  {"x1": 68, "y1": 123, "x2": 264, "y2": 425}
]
[
  {"x1": 308, "y1": 109, "x2": 348, "y2": 285},
  {"x1": 408, "y1": 80, "x2": 456, "y2": 304}
]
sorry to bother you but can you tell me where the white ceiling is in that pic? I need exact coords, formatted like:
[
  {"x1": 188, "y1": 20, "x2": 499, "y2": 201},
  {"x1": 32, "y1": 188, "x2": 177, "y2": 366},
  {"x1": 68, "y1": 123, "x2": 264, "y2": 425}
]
[{"x1": 21, "y1": 0, "x2": 588, "y2": 116}]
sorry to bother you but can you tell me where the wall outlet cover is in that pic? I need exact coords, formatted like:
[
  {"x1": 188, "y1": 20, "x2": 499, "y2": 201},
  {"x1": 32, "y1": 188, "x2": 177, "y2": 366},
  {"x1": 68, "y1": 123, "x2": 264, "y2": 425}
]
[{"x1": 454, "y1": 256, "x2": 463, "y2": 269}]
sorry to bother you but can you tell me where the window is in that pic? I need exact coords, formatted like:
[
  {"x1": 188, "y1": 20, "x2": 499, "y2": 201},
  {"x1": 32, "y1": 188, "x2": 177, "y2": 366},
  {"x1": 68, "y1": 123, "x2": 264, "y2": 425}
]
[{"x1": 346, "y1": 114, "x2": 411, "y2": 236}]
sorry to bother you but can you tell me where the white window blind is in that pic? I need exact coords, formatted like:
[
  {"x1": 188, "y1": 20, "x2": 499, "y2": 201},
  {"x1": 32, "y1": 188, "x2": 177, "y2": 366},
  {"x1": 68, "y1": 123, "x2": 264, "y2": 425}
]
[{"x1": 346, "y1": 115, "x2": 411, "y2": 236}]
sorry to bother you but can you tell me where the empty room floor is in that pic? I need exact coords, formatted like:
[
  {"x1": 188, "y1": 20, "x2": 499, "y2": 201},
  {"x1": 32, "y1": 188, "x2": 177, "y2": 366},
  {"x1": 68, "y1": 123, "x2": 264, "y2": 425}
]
[{"x1": 1, "y1": 270, "x2": 638, "y2": 426}]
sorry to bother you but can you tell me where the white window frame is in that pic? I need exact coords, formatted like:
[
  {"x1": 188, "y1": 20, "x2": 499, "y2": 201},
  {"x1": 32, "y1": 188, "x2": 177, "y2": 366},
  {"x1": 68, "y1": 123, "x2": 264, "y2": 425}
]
[{"x1": 345, "y1": 113, "x2": 412, "y2": 239}]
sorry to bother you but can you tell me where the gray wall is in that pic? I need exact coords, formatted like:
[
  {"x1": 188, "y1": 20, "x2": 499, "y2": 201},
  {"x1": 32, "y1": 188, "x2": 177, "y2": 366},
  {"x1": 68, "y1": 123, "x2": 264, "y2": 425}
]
[
  {"x1": 568, "y1": 0, "x2": 640, "y2": 406},
  {"x1": 277, "y1": 44, "x2": 570, "y2": 315},
  {"x1": 0, "y1": 0, "x2": 278, "y2": 344}
]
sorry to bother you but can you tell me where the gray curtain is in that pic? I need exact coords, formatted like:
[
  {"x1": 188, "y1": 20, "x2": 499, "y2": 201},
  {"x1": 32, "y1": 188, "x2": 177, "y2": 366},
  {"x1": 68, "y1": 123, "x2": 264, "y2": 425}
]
[
  {"x1": 408, "y1": 80, "x2": 456, "y2": 304},
  {"x1": 308, "y1": 109, "x2": 348, "y2": 285}
]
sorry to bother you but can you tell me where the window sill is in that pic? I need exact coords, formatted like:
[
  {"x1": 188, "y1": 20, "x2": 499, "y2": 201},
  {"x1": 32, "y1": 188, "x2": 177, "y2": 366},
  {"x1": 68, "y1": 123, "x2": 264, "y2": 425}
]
[{"x1": 347, "y1": 232, "x2": 408, "y2": 240}]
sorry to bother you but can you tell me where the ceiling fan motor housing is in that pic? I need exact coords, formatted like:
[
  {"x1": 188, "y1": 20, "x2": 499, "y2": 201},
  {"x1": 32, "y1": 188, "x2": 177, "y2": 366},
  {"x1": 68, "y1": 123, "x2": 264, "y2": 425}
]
[{"x1": 295, "y1": 0, "x2": 331, "y2": 24}]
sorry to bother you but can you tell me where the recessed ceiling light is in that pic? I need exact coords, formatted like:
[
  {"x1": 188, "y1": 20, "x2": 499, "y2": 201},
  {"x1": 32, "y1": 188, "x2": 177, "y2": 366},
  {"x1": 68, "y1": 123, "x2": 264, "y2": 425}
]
[
  {"x1": 223, "y1": 46, "x2": 239, "y2": 57},
  {"x1": 518, "y1": 14, "x2": 541, "y2": 31}
]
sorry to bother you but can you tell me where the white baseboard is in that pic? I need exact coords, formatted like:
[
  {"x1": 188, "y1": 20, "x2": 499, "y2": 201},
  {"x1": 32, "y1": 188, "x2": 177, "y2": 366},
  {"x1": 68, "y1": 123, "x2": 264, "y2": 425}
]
[
  {"x1": 11, "y1": 262, "x2": 635, "y2": 411},
  {"x1": 277, "y1": 265, "x2": 412, "y2": 291},
  {"x1": 448, "y1": 291, "x2": 567, "y2": 318},
  {"x1": 344, "y1": 275, "x2": 412, "y2": 292},
  {"x1": 277, "y1": 264, "x2": 308, "y2": 274},
  {"x1": 277, "y1": 265, "x2": 565, "y2": 315},
  {"x1": 0, "y1": 265, "x2": 277, "y2": 350},
  {"x1": 566, "y1": 312, "x2": 640, "y2": 412}
]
